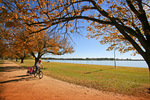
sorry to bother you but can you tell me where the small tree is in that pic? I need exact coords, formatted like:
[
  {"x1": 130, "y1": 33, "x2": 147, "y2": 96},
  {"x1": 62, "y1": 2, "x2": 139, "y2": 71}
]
[
  {"x1": 10, "y1": 28, "x2": 32, "y2": 63},
  {"x1": 29, "y1": 31, "x2": 74, "y2": 65},
  {"x1": 0, "y1": 25, "x2": 32, "y2": 63}
]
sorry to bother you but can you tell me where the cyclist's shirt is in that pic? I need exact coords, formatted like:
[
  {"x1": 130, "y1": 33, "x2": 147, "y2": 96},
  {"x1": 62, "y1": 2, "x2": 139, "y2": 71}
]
[{"x1": 36, "y1": 62, "x2": 42, "y2": 68}]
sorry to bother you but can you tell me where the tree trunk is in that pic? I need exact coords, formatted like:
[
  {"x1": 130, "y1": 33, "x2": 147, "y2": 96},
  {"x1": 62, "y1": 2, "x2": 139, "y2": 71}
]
[
  {"x1": 34, "y1": 58, "x2": 40, "y2": 66},
  {"x1": 16, "y1": 58, "x2": 18, "y2": 62},
  {"x1": 21, "y1": 58, "x2": 24, "y2": 63},
  {"x1": 144, "y1": 56, "x2": 150, "y2": 78},
  {"x1": 144, "y1": 53, "x2": 150, "y2": 72},
  {"x1": 146, "y1": 60, "x2": 150, "y2": 73},
  {"x1": 140, "y1": 46, "x2": 150, "y2": 72}
]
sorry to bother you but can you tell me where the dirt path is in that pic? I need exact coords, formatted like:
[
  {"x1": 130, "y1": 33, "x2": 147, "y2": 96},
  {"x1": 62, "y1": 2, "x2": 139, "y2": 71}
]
[{"x1": 0, "y1": 60, "x2": 148, "y2": 100}]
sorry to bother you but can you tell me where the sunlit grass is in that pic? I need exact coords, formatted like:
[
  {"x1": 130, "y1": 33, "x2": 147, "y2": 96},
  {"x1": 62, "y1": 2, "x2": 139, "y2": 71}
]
[
  {"x1": 0, "y1": 60, "x2": 4, "y2": 73},
  {"x1": 0, "y1": 60, "x2": 4, "y2": 66},
  {"x1": 13, "y1": 59, "x2": 150, "y2": 97}
]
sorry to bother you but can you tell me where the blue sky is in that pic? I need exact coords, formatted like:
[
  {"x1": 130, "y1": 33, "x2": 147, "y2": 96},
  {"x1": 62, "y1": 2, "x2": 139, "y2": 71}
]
[
  {"x1": 42, "y1": 1, "x2": 144, "y2": 60},
  {"x1": 44, "y1": 29, "x2": 143, "y2": 59}
]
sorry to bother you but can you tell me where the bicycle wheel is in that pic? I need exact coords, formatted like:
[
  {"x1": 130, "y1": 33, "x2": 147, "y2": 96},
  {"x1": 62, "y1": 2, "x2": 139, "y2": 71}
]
[{"x1": 38, "y1": 71, "x2": 43, "y2": 79}]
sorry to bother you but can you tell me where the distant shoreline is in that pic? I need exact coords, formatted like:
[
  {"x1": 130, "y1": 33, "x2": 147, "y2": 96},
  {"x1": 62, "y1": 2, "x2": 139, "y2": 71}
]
[
  {"x1": 42, "y1": 58, "x2": 144, "y2": 61},
  {"x1": 42, "y1": 58, "x2": 147, "y2": 68}
]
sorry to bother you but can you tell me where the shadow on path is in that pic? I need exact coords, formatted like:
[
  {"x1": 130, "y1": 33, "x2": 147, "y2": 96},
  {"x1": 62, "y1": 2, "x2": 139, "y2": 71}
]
[
  {"x1": 13, "y1": 75, "x2": 29, "y2": 78},
  {"x1": 0, "y1": 61, "x2": 38, "y2": 84},
  {"x1": 0, "y1": 66, "x2": 28, "y2": 72},
  {"x1": 0, "y1": 74, "x2": 38, "y2": 84}
]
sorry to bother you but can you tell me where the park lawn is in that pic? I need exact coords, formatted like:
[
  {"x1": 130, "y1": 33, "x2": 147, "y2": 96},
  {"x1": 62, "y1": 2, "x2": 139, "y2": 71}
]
[
  {"x1": 0, "y1": 60, "x2": 4, "y2": 66},
  {"x1": 14, "y1": 59, "x2": 150, "y2": 97},
  {"x1": 0, "y1": 60, "x2": 4, "y2": 73}
]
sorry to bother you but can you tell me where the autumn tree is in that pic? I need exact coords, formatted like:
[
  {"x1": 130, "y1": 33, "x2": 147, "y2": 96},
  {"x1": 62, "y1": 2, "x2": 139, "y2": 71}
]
[
  {"x1": 29, "y1": 31, "x2": 74, "y2": 65},
  {"x1": 1, "y1": 0, "x2": 150, "y2": 71},
  {"x1": 0, "y1": 37, "x2": 9, "y2": 59},
  {"x1": 0, "y1": 24, "x2": 15, "y2": 59},
  {"x1": 0, "y1": 25, "x2": 6, "y2": 58},
  {"x1": 0, "y1": 24, "x2": 31, "y2": 63},
  {"x1": 11, "y1": 29, "x2": 32, "y2": 63}
]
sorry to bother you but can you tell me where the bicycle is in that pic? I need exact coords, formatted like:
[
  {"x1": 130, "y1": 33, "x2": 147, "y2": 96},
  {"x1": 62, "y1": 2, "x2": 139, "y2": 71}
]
[{"x1": 34, "y1": 67, "x2": 43, "y2": 79}]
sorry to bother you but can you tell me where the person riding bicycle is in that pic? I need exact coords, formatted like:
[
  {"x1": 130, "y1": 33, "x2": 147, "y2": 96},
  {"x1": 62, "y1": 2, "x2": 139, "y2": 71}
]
[{"x1": 35, "y1": 60, "x2": 44, "y2": 72}]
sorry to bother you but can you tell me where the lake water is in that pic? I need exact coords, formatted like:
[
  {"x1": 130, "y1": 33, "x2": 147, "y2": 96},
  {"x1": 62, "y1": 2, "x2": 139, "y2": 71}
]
[{"x1": 43, "y1": 60, "x2": 148, "y2": 68}]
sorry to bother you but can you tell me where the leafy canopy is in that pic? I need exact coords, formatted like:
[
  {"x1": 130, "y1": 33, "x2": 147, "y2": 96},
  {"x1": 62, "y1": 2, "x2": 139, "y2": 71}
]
[{"x1": 0, "y1": 0, "x2": 150, "y2": 56}]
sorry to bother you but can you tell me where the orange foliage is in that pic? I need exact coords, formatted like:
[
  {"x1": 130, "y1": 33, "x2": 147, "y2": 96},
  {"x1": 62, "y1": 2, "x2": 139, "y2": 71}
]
[
  {"x1": 0, "y1": 0, "x2": 149, "y2": 57},
  {"x1": 0, "y1": 24, "x2": 74, "y2": 59}
]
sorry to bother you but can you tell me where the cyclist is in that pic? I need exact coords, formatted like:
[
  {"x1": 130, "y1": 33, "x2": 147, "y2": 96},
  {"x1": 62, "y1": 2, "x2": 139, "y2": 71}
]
[{"x1": 35, "y1": 60, "x2": 44, "y2": 72}]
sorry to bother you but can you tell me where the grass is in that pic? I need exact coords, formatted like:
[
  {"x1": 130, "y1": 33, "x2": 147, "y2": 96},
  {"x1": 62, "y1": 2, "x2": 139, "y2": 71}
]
[
  {"x1": 0, "y1": 60, "x2": 4, "y2": 73},
  {"x1": 12, "y1": 59, "x2": 150, "y2": 97},
  {"x1": 0, "y1": 60, "x2": 4, "y2": 65}
]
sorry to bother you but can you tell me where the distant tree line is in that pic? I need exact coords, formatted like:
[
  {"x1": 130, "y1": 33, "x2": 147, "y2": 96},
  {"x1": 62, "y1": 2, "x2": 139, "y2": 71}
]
[{"x1": 42, "y1": 57, "x2": 144, "y2": 61}]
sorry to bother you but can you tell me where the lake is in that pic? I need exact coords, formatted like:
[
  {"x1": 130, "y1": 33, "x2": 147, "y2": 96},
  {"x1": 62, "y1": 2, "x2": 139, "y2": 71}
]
[{"x1": 43, "y1": 60, "x2": 148, "y2": 68}]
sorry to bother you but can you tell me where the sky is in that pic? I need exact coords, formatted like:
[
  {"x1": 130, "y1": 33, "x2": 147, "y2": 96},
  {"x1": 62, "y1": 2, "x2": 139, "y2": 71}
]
[
  {"x1": 42, "y1": 1, "x2": 145, "y2": 60},
  {"x1": 43, "y1": 28, "x2": 144, "y2": 59}
]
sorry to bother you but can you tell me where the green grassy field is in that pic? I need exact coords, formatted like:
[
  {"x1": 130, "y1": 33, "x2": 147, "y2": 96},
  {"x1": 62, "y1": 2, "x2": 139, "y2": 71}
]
[
  {"x1": 0, "y1": 60, "x2": 4, "y2": 73},
  {"x1": 13, "y1": 59, "x2": 150, "y2": 97},
  {"x1": 0, "y1": 60, "x2": 4, "y2": 65}
]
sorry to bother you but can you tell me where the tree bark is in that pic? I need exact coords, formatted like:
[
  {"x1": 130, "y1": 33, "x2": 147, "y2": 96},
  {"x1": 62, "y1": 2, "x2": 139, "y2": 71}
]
[
  {"x1": 16, "y1": 58, "x2": 18, "y2": 62},
  {"x1": 142, "y1": 48, "x2": 150, "y2": 72},
  {"x1": 145, "y1": 59, "x2": 150, "y2": 73},
  {"x1": 34, "y1": 57, "x2": 40, "y2": 66},
  {"x1": 20, "y1": 58, "x2": 24, "y2": 63}
]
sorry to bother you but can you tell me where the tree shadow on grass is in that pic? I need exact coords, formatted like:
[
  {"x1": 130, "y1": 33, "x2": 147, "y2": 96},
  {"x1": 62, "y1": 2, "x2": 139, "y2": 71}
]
[{"x1": 84, "y1": 68, "x2": 115, "y2": 74}]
